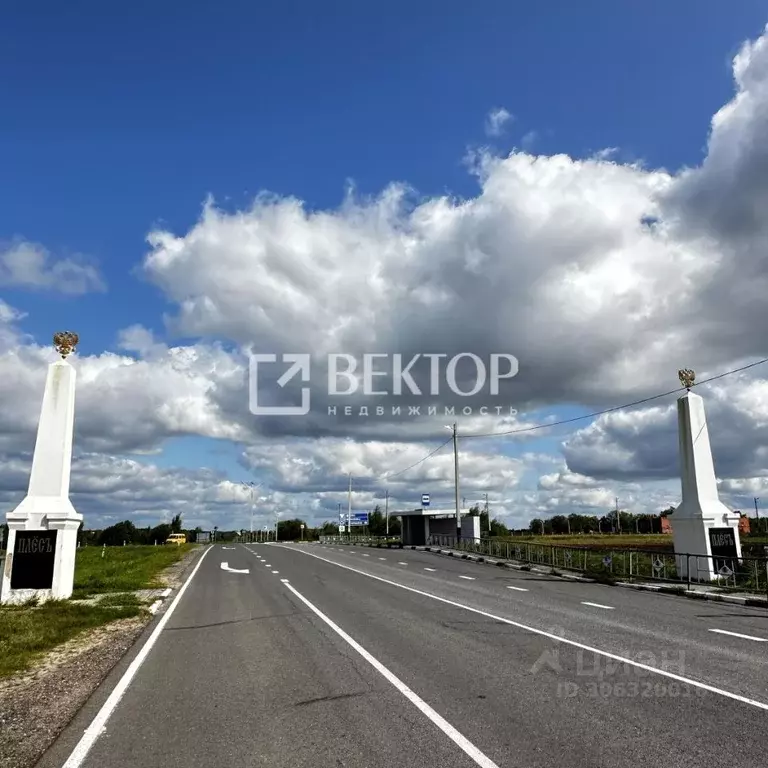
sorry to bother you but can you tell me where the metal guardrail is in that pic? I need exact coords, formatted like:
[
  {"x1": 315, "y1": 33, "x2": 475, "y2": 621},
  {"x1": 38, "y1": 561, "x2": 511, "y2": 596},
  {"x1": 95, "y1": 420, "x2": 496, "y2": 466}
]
[
  {"x1": 319, "y1": 535, "x2": 401, "y2": 545},
  {"x1": 426, "y1": 535, "x2": 768, "y2": 595}
]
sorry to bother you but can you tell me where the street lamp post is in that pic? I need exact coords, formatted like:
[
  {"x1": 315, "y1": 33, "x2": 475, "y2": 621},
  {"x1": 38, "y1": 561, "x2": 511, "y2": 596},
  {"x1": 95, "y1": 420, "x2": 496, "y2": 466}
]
[
  {"x1": 241, "y1": 481, "x2": 263, "y2": 543},
  {"x1": 445, "y1": 424, "x2": 461, "y2": 542}
]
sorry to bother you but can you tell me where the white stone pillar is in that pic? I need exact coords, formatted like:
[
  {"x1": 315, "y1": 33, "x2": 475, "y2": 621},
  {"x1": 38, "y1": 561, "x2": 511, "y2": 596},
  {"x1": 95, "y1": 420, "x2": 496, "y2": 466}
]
[
  {"x1": 672, "y1": 387, "x2": 741, "y2": 581},
  {"x1": 2, "y1": 338, "x2": 83, "y2": 605}
]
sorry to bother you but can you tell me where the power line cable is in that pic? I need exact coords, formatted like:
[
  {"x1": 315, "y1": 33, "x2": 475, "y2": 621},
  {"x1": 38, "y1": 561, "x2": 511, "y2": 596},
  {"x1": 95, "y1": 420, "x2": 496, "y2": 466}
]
[
  {"x1": 381, "y1": 438, "x2": 453, "y2": 480},
  {"x1": 381, "y1": 356, "x2": 768, "y2": 477},
  {"x1": 464, "y1": 356, "x2": 768, "y2": 439}
]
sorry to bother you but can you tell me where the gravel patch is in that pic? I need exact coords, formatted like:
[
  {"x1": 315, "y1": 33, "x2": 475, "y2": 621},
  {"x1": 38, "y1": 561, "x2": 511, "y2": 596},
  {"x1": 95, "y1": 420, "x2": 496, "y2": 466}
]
[{"x1": 0, "y1": 616, "x2": 148, "y2": 768}]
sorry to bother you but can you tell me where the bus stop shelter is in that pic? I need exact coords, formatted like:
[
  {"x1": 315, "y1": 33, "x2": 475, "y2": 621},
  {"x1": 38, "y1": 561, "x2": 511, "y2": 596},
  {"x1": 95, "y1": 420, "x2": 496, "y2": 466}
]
[{"x1": 397, "y1": 508, "x2": 480, "y2": 546}]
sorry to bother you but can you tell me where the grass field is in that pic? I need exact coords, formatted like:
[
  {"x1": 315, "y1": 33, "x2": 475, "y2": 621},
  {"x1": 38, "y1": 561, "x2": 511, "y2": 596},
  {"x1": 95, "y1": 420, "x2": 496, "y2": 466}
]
[
  {"x1": 496, "y1": 533, "x2": 768, "y2": 551},
  {"x1": 517, "y1": 534, "x2": 674, "y2": 549},
  {"x1": 72, "y1": 543, "x2": 195, "y2": 599},
  {"x1": 0, "y1": 596, "x2": 143, "y2": 678},
  {"x1": 0, "y1": 543, "x2": 198, "y2": 679}
]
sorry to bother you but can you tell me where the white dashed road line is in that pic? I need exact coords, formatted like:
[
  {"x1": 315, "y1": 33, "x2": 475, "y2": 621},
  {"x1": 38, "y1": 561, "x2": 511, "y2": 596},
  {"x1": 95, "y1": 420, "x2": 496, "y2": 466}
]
[
  {"x1": 272, "y1": 570, "x2": 279, "y2": 574},
  {"x1": 398, "y1": 562, "x2": 408, "y2": 565},
  {"x1": 424, "y1": 568, "x2": 436, "y2": 572},
  {"x1": 506, "y1": 586, "x2": 529, "y2": 592},
  {"x1": 282, "y1": 545, "x2": 768, "y2": 712},
  {"x1": 458, "y1": 576, "x2": 475, "y2": 581},
  {"x1": 581, "y1": 601, "x2": 614, "y2": 610},
  {"x1": 709, "y1": 628, "x2": 767, "y2": 642},
  {"x1": 379, "y1": 557, "x2": 387, "y2": 560}
]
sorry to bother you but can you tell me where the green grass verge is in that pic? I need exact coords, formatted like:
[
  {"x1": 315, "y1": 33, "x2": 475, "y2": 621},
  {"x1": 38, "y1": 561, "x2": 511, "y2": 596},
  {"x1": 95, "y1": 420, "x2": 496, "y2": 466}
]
[
  {"x1": 0, "y1": 600, "x2": 143, "y2": 679},
  {"x1": 72, "y1": 544, "x2": 196, "y2": 599}
]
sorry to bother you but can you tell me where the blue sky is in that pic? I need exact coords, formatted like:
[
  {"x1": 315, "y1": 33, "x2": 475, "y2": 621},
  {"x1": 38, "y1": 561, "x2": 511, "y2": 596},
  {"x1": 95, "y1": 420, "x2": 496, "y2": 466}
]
[{"x1": 2, "y1": 2, "x2": 768, "y2": 526}]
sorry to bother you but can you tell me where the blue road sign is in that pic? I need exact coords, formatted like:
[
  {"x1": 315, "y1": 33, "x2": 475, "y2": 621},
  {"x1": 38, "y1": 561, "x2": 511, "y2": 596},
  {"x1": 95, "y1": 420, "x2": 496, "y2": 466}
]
[
  {"x1": 421, "y1": 494, "x2": 430, "y2": 507},
  {"x1": 349, "y1": 512, "x2": 369, "y2": 526}
]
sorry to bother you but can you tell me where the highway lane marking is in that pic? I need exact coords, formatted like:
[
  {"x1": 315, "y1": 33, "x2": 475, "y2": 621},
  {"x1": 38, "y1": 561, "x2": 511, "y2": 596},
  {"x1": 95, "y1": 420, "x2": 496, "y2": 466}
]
[
  {"x1": 458, "y1": 575, "x2": 475, "y2": 580},
  {"x1": 279, "y1": 545, "x2": 768, "y2": 712},
  {"x1": 362, "y1": 554, "x2": 370, "y2": 557},
  {"x1": 424, "y1": 568, "x2": 436, "y2": 572},
  {"x1": 272, "y1": 570, "x2": 280, "y2": 574},
  {"x1": 379, "y1": 557, "x2": 387, "y2": 560},
  {"x1": 398, "y1": 562, "x2": 408, "y2": 565},
  {"x1": 280, "y1": 579, "x2": 290, "y2": 583},
  {"x1": 581, "y1": 601, "x2": 614, "y2": 610},
  {"x1": 61, "y1": 545, "x2": 213, "y2": 768},
  {"x1": 148, "y1": 599, "x2": 162, "y2": 615},
  {"x1": 283, "y1": 582, "x2": 500, "y2": 768},
  {"x1": 709, "y1": 629, "x2": 767, "y2": 642},
  {"x1": 221, "y1": 562, "x2": 250, "y2": 574},
  {"x1": 506, "y1": 586, "x2": 529, "y2": 592}
]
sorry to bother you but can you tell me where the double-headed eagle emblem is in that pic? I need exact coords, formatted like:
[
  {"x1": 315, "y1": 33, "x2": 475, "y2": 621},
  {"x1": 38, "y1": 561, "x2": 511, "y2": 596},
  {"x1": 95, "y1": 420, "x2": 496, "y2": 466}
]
[
  {"x1": 678, "y1": 368, "x2": 695, "y2": 390},
  {"x1": 53, "y1": 331, "x2": 79, "y2": 359}
]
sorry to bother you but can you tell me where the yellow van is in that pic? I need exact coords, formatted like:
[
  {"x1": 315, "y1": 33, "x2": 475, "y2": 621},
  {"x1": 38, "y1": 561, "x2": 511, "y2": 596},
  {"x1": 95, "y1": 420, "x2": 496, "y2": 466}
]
[{"x1": 165, "y1": 533, "x2": 187, "y2": 546}]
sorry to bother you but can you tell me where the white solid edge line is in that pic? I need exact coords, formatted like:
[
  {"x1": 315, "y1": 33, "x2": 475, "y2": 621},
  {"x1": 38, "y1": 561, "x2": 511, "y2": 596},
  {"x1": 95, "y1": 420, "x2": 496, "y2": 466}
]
[
  {"x1": 458, "y1": 575, "x2": 475, "y2": 580},
  {"x1": 62, "y1": 546, "x2": 212, "y2": 768},
  {"x1": 283, "y1": 581, "x2": 499, "y2": 768},
  {"x1": 709, "y1": 628, "x2": 768, "y2": 642},
  {"x1": 581, "y1": 601, "x2": 614, "y2": 610},
  {"x1": 148, "y1": 599, "x2": 162, "y2": 615},
  {"x1": 276, "y1": 545, "x2": 768, "y2": 712},
  {"x1": 506, "y1": 586, "x2": 529, "y2": 592}
]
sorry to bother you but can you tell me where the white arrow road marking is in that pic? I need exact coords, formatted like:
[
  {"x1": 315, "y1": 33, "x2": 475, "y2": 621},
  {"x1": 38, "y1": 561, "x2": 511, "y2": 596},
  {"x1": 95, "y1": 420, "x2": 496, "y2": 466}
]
[
  {"x1": 221, "y1": 562, "x2": 250, "y2": 574},
  {"x1": 709, "y1": 628, "x2": 767, "y2": 642}
]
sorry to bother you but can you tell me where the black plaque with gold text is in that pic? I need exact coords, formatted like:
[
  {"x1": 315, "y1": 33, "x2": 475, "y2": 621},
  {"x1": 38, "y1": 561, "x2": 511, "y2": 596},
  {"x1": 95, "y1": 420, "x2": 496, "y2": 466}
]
[{"x1": 10, "y1": 531, "x2": 57, "y2": 589}]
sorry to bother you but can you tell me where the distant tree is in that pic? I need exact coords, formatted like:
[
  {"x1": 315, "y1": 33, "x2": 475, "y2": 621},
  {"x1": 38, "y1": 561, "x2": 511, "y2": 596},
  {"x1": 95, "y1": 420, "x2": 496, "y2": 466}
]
[
  {"x1": 170, "y1": 514, "x2": 182, "y2": 533},
  {"x1": 99, "y1": 520, "x2": 140, "y2": 546},
  {"x1": 277, "y1": 518, "x2": 307, "y2": 540},
  {"x1": 530, "y1": 518, "x2": 545, "y2": 535},
  {"x1": 149, "y1": 524, "x2": 173, "y2": 544},
  {"x1": 368, "y1": 505, "x2": 387, "y2": 536},
  {"x1": 320, "y1": 521, "x2": 339, "y2": 536}
]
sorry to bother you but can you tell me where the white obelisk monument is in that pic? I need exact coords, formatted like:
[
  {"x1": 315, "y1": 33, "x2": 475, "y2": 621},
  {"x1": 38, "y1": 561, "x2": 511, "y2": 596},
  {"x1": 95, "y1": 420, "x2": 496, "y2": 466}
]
[
  {"x1": 1, "y1": 332, "x2": 83, "y2": 604},
  {"x1": 671, "y1": 368, "x2": 742, "y2": 581}
]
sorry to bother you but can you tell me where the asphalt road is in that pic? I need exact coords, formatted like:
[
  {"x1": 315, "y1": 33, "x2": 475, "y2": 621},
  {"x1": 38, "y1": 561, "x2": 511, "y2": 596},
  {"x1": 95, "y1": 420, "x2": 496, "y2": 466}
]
[{"x1": 41, "y1": 542, "x2": 768, "y2": 768}]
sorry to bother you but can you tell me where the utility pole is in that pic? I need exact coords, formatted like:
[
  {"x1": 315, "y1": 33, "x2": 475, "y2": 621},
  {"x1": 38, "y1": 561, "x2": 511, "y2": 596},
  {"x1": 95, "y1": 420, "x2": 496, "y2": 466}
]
[
  {"x1": 484, "y1": 492, "x2": 489, "y2": 536},
  {"x1": 385, "y1": 489, "x2": 389, "y2": 535},
  {"x1": 451, "y1": 423, "x2": 461, "y2": 542},
  {"x1": 755, "y1": 497, "x2": 760, "y2": 520},
  {"x1": 615, "y1": 496, "x2": 621, "y2": 533},
  {"x1": 348, "y1": 474, "x2": 352, "y2": 539}
]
